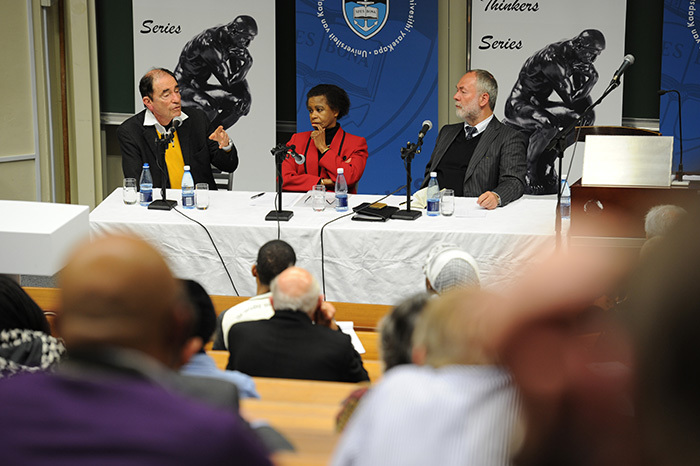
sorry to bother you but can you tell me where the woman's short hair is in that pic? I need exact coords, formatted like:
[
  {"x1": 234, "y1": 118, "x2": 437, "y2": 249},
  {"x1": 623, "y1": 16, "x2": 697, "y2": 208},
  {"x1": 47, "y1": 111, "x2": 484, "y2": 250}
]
[{"x1": 307, "y1": 84, "x2": 351, "y2": 119}]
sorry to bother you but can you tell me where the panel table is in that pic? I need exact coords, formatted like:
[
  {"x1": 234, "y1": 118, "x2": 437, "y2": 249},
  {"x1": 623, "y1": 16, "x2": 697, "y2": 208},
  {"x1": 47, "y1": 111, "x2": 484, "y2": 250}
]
[{"x1": 90, "y1": 189, "x2": 557, "y2": 305}]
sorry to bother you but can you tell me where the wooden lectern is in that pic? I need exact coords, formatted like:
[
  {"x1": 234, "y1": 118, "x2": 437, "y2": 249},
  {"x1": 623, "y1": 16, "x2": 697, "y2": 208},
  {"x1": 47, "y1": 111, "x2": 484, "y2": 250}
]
[{"x1": 570, "y1": 180, "x2": 700, "y2": 238}]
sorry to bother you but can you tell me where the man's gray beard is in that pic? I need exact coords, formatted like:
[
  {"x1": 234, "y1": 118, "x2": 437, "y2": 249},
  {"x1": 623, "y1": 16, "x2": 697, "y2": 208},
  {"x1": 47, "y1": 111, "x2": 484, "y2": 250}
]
[{"x1": 455, "y1": 107, "x2": 469, "y2": 122}]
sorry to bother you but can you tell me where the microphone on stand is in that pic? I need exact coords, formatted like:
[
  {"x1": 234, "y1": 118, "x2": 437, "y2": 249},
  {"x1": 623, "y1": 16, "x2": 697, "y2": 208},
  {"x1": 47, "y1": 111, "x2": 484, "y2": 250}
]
[
  {"x1": 267, "y1": 143, "x2": 300, "y2": 222},
  {"x1": 393, "y1": 119, "x2": 433, "y2": 221},
  {"x1": 417, "y1": 120, "x2": 433, "y2": 143},
  {"x1": 148, "y1": 119, "x2": 182, "y2": 211},
  {"x1": 169, "y1": 118, "x2": 182, "y2": 138},
  {"x1": 610, "y1": 54, "x2": 635, "y2": 85},
  {"x1": 659, "y1": 89, "x2": 684, "y2": 181},
  {"x1": 286, "y1": 144, "x2": 306, "y2": 165}
]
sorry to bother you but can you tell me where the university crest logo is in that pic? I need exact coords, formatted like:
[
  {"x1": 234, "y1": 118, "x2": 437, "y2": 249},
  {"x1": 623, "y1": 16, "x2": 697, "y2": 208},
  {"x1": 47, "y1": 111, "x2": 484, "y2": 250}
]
[{"x1": 343, "y1": 0, "x2": 389, "y2": 40}]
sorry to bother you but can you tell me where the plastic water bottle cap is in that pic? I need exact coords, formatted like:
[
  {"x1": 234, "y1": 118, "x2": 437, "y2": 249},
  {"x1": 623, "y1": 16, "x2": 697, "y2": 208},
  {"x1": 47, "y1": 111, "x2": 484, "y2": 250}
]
[
  {"x1": 561, "y1": 174, "x2": 567, "y2": 181},
  {"x1": 430, "y1": 171, "x2": 437, "y2": 177},
  {"x1": 337, "y1": 168, "x2": 344, "y2": 174},
  {"x1": 143, "y1": 163, "x2": 149, "y2": 168},
  {"x1": 184, "y1": 165, "x2": 191, "y2": 171}
]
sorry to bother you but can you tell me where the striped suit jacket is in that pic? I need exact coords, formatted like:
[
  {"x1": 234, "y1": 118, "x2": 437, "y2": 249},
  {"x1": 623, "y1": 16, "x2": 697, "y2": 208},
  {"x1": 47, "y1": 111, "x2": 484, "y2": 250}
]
[{"x1": 421, "y1": 117, "x2": 527, "y2": 206}]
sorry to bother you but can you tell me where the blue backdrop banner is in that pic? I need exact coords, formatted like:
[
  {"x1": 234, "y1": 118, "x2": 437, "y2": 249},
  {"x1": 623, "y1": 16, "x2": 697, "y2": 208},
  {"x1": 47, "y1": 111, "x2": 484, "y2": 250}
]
[
  {"x1": 661, "y1": 0, "x2": 700, "y2": 173},
  {"x1": 295, "y1": 0, "x2": 438, "y2": 194}
]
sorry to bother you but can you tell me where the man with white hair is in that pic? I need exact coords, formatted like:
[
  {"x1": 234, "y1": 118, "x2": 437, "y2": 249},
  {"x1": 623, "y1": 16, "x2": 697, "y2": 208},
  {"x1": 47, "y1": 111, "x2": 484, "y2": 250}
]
[
  {"x1": 424, "y1": 243, "x2": 481, "y2": 294},
  {"x1": 225, "y1": 267, "x2": 369, "y2": 382},
  {"x1": 644, "y1": 204, "x2": 687, "y2": 239}
]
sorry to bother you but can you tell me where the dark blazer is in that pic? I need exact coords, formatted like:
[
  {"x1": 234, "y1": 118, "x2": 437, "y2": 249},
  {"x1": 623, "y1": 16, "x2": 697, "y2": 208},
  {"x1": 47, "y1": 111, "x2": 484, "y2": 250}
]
[
  {"x1": 118, "y1": 107, "x2": 238, "y2": 190},
  {"x1": 226, "y1": 310, "x2": 370, "y2": 383},
  {"x1": 421, "y1": 117, "x2": 527, "y2": 206}
]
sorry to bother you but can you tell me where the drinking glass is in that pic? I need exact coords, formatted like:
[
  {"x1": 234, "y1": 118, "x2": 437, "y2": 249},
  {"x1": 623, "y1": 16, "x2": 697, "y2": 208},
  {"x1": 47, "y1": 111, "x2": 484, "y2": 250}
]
[
  {"x1": 312, "y1": 184, "x2": 326, "y2": 212},
  {"x1": 123, "y1": 178, "x2": 138, "y2": 205},
  {"x1": 440, "y1": 189, "x2": 455, "y2": 216},
  {"x1": 195, "y1": 183, "x2": 209, "y2": 210}
]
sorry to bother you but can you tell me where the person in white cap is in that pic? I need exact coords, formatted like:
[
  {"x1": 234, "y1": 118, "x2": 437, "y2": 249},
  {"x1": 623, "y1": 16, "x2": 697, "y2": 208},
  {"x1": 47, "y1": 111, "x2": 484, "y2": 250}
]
[{"x1": 423, "y1": 243, "x2": 481, "y2": 294}]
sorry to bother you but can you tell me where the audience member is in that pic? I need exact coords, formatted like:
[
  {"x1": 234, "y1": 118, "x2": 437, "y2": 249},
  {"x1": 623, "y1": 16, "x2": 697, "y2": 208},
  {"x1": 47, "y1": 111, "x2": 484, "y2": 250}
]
[
  {"x1": 0, "y1": 276, "x2": 65, "y2": 378},
  {"x1": 335, "y1": 293, "x2": 430, "y2": 431},
  {"x1": 424, "y1": 243, "x2": 481, "y2": 294},
  {"x1": 0, "y1": 235, "x2": 270, "y2": 465},
  {"x1": 226, "y1": 267, "x2": 369, "y2": 382},
  {"x1": 486, "y1": 248, "x2": 636, "y2": 466},
  {"x1": 332, "y1": 288, "x2": 520, "y2": 465},
  {"x1": 627, "y1": 207, "x2": 700, "y2": 466},
  {"x1": 378, "y1": 292, "x2": 431, "y2": 371},
  {"x1": 639, "y1": 234, "x2": 664, "y2": 262},
  {"x1": 644, "y1": 204, "x2": 686, "y2": 239},
  {"x1": 213, "y1": 240, "x2": 296, "y2": 350},
  {"x1": 180, "y1": 279, "x2": 259, "y2": 398}
]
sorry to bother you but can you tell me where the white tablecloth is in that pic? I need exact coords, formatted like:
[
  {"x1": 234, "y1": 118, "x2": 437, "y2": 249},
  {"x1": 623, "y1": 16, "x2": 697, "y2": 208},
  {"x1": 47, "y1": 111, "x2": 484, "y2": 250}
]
[{"x1": 90, "y1": 189, "x2": 557, "y2": 305}]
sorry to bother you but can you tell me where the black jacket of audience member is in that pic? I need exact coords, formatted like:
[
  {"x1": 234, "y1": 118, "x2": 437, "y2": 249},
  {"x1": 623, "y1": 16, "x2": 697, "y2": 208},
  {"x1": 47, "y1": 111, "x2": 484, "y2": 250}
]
[{"x1": 226, "y1": 310, "x2": 369, "y2": 383}]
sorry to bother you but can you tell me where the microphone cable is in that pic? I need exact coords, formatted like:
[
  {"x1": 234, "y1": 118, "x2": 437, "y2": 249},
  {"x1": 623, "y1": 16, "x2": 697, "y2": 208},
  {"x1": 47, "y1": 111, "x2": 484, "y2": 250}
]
[
  {"x1": 318, "y1": 183, "x2": 408, "y2": 298},
  {"x1": 172, "y1": 206, "x2": 240, "y2": 296},
  {"x1": 275, "y1": 163, "x2": 282, "y2": 240},
  {"x1": 560, "y1": 125, "x2": 584, "y2": 196}
]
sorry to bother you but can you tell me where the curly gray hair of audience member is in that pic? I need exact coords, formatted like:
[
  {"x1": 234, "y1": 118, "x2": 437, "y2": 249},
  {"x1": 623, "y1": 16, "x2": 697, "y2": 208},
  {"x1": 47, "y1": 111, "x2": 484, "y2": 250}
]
[
  {"x1": 378, "y1": 293, "x2": 431, "y2": 371},
  {"x1": 644, "y1": 204, "x2": 687, "y2": 239},
  {"x1": 270, "y1": 269, "x2": 321, "y2": 315},
  {"x1": 423, "y1": 243, "x2": 481, "y2": 294}
]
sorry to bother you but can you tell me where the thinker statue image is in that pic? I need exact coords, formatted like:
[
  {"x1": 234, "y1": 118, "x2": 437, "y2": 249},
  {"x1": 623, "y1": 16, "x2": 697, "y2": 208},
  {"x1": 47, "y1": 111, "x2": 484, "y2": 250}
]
[
  {"x1": 504, "y1": 29, "x2": 606, "y2": 194},
  {"x1": 174, "y1": 15, "x2": 258, "y2": 129}
]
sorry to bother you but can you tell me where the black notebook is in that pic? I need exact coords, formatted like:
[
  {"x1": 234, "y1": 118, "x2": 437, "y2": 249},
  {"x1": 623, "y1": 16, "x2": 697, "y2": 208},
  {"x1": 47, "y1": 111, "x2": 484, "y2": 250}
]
[{"x1": 351, "y1": 202, "x2": 400, "y2": 222}]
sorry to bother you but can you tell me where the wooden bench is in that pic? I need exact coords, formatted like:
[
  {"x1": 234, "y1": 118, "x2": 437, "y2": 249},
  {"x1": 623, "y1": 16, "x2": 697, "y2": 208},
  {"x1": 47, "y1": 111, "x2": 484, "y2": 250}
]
[
  {"x1": 210, "y1": 295, "x2": 392, "y2": 331},
  {"x1": 29, "y1": 288, "x2": 392, "y2": 332}
]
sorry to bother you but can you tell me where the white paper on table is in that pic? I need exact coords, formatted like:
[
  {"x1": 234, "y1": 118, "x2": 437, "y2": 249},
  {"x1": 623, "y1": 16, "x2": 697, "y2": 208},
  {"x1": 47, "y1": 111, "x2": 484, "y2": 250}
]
[
  {"x1": 336, "y1": 321, "x2": 365, "y2": 354},
  {"x1": 294, "y1": 191, "x2": 337, "y2": 208},
  {"x1": 455, "y1": 200, "x2": 488, "y2": 218}
]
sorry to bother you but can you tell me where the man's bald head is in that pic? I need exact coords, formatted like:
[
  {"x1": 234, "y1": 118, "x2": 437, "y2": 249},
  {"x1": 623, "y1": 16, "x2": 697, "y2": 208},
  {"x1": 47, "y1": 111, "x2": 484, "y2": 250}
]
[
  {"x1": 57, "y1": 235, "x2": 191, "y2": 367},
  {"x1": 270, "y1": 267, "x2": 321, "y2": 317}
]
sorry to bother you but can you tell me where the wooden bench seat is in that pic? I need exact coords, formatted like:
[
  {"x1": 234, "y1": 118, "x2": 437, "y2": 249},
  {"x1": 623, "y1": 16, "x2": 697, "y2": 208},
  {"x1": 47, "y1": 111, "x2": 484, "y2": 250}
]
[
  {"x1": 210, "y1": 294, "x2": 391, "y2": 331},
  {"x1": 26, "y1": 287, "x2": 392, "y2": 332},
  {"x1": 251, "y1": 378, "x2": 367, "y2": 405}
]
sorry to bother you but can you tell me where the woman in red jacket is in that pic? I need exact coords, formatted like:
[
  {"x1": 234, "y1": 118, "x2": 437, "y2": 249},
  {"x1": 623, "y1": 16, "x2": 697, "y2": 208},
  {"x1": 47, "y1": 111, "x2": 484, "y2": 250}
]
[{"x1": 282, "y1": 84, "x2": 368, "y2": 193}]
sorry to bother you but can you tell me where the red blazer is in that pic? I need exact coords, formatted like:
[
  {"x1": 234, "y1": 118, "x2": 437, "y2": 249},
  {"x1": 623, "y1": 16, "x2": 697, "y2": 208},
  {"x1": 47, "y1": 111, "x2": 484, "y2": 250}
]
[{"x1": 282, "y1": 127, "x2": 368, "y2": 193}]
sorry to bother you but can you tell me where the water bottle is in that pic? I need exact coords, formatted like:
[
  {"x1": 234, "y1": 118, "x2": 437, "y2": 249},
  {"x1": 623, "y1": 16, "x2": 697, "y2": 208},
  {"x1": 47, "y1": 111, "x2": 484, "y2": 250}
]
[
  {"x1": 560, "y1": 174, "x2": 571, "y2": 221},
  {"x1": 181, "y1": 165, "x2": 195, "y2": 209},
  {"x1": 139, "y1": 163, "x2": 153, "y2": 206},
  {"x1": 426, "y1": 172, "x2": 440, "y2": 216},
  {"x1": 335, "y1": 168, "x2": 348, "y2": 212}
]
